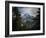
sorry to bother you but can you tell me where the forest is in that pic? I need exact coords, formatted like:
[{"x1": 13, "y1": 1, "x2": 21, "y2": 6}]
[{"x1": 12, "y1": 7, "x2": 40, "y2": 31}]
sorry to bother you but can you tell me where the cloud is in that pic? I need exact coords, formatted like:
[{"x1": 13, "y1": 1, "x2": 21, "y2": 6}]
[{"x1": 18, "y1": 7, "x2": 39, "y2": 17}]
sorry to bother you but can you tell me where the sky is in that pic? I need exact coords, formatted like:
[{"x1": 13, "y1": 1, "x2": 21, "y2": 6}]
[{"x1": 18, "y1": 7, "x2": 39, "y2": 17}]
